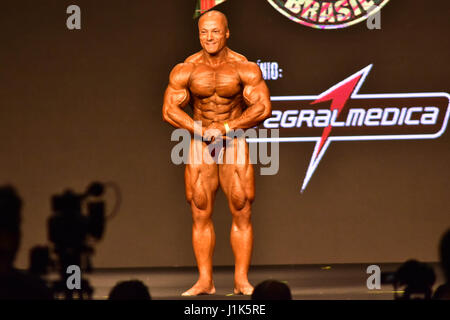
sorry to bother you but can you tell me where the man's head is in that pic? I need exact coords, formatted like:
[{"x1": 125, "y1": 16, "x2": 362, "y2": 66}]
[{"x1": 198, "y1": 10, "x2": 229, "y2": 55}]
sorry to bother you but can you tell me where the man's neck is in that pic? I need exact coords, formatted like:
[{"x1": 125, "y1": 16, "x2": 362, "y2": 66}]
[{"x1": 202, "y1": 47, "x2": 229, "y2": 66}]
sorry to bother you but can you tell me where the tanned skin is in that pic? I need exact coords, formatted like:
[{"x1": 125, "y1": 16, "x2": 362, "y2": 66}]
[{"x1": 162, "y1": 11, "x2": 271, "y2": 296}]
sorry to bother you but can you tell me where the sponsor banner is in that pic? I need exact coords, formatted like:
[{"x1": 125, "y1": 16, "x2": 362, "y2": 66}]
[{"x1": 249, "y1": 65, "x2": 450, "y2": 191}]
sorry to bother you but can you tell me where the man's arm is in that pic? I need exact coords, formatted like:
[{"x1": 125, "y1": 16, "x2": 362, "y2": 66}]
[
  {"x1": 162, "y1": 63, "x2": 197, "y2": 134},
  {"x1": 227, "y1": 62, "x2": 271, "y2": 130}
]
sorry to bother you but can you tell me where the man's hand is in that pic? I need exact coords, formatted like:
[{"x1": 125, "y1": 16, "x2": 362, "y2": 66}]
[{"x1": 203, "y1": 121, "x2": 227, "y2": 142}]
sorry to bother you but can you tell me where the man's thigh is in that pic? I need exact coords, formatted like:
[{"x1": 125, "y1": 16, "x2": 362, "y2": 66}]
[
  {"x1": 219, "y1": 138, "x2": 255, "y2": 211},
  {"x1": 185, "y1": 139, "x2": 219, "y2": 210}
]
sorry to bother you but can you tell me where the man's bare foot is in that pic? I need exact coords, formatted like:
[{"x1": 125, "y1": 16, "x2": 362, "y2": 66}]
[
  {"x1": 182, "y1": 281, "x2": 216, "y2": 296},
  {"x1": 234, "y1": 282, "x2": 254, "y2": 295}
]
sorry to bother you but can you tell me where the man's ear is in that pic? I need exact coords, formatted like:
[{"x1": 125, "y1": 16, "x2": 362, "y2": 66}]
[{"x1": 226, "y1": 29, "x2": 230, "y2": 39}]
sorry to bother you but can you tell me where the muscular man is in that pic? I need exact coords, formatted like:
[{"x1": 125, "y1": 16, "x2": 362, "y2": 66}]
[{"x1": 162, "y1": 10, "x2": 271, "y2": 296}]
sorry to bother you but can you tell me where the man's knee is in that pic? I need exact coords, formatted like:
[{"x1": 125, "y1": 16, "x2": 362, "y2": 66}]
[
  {"x1": 230, "y1": 200, "x2": 252, "y2": 229},
  {"x1": 192, "y1": 208, "x2": 213, "y2": 228},
  {"x1": 189, "y1": 186, "x2": 213, "y2": 225}
]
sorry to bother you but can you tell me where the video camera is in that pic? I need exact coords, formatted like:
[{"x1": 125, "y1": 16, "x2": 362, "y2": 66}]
[{"x1": 30, "y1": 181, "x2": 119, "y2": 299}]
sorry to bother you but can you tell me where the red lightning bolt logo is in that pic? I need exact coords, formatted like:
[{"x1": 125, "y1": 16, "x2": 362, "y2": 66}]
[{"x1": 301, "y1": 65, "x2": 372, "y2": 192}]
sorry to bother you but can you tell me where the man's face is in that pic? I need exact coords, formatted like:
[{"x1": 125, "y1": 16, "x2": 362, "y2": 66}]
[{"x1": 199, "y1": 16, "x2": 229, "y2": 55}]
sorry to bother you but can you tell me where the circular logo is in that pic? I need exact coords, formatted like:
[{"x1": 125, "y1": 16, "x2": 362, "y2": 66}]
[{"x1": 267, "y1": 0, "x2": 390, "y2": 29}]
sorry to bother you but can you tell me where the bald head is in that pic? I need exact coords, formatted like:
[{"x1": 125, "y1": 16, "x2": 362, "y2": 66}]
[
  {"x1": 198, "y1": 10, "x2": 230, "y2": 56},
  {"x1": 199, "y1": 10, "x2": 228, "y2": 31}
]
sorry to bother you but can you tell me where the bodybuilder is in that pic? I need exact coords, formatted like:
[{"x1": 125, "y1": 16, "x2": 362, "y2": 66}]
[{"x1": 162, "y1": 10, "x2": 271, "y2": 296}]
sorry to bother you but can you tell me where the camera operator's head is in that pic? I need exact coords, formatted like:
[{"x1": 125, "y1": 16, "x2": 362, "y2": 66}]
[
  {"x1": 396, "y1": 259, "x2": 436, "y2": 300},
  {"x1": 251, "y1": 279, "x2": 292, "y2": 300},
  {"x1": 108, "y1": 280, "x2": 151, "y2": 300},
  {"x1": 0, "y1": 185, "x2": 22, "y2": 273}
]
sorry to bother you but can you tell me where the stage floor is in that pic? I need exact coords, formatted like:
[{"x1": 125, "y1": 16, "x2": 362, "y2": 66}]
[{"x1": 77, "y1": 263, "x2": 443, "y2": 300}]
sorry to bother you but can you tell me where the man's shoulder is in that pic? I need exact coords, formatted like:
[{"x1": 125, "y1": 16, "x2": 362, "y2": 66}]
[
  {"x1": 225, "y1": 50, "x2": 262, "y2": 80},
  {"x1": 171, "y1": 61, "x2": 195, "y2": 73},
  {"x1": 169, "y1": 61, "x2": 195, "y2": 86},
  {"x1": 225, "y1": 51, "x2": 257, "y2": 71},
  {"x1": 235, "y1": 60, "x2": 263, "y2": 84},
  {"x1": 227, "y1": 49, "x2": 248, "y2": 63},
  {"x1": 184, "y1": 51, "x2": 203, "y2": 64},
  {"x1": 236, "y1": 60, "x2": 260, "y2": 71}
]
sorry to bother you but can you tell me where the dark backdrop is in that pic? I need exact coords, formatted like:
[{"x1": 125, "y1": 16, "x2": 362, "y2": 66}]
[{"x1": 0, "y1": 0, "x2": 448, "y2": 268}]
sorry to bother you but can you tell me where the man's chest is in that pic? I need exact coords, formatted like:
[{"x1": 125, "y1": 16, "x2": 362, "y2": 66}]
[{"x1": 189, "y1": 64, "x2": 242, "y2": 98}]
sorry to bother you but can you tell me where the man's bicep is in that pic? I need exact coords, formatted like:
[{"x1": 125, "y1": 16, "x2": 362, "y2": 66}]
[
  {"x1": 164, "y1": 83, "x2": 190, "y2": 109},
  {"x1": 243, "y1": 80, "x2": 270, "y2": 107},
  {"x1": 241, "y1": 63, "x2": 270, "y2": 106},
  {"x1": 164, "y1": 64, "x2": 192, "y2": 109}
]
